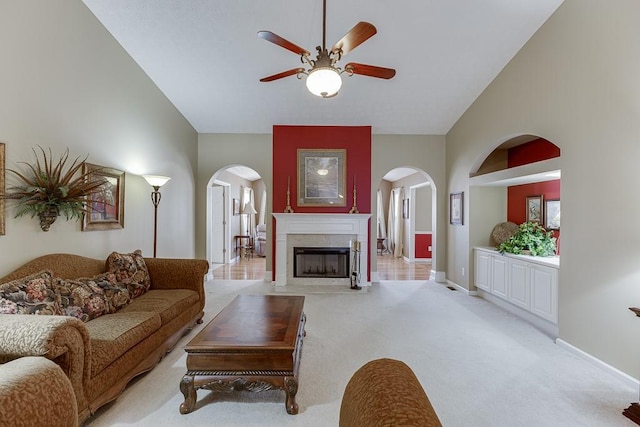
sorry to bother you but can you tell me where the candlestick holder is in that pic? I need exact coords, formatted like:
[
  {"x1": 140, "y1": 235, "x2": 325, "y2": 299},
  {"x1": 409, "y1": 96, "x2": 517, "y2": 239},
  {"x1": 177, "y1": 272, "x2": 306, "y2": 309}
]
[
  {"x1": 348, "y1": 176, "x2": 359, "y2": 214},
  {"x1": 284, "y1": 176, "x2": 294, "y2": 213}
]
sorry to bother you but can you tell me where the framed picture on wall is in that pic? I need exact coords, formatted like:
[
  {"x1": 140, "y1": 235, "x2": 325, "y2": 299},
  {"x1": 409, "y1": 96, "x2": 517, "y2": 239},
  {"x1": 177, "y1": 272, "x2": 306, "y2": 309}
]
[
  {"x1": 450, "y1": 192, "x2": 463, "y2": 225},
  {"x1": 297, "y1": 149, "x2": 346, "y2": 206},
  {"x1": 82, "y1": 163, "x2": 125, "y2": 231},
  {"x1": 526, "y1": 195, "x2": 543, "y2": 223},
  {"x1": 402, "y1": 198, "x2": 409, "y2": 219},
  {"x1": 545, "y1": 199, "x2": 560, "y2": 230},
  {"x1": 233, "y1": 198, "x2": 240, "y2": 215}
]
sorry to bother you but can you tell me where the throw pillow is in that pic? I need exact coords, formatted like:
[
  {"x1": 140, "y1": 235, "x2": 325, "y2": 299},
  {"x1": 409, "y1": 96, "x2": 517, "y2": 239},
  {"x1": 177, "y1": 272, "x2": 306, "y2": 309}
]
[
  {"x1": 54, "y1": 277, "x2": 108, "y2": 322},
  {"x1": 0, "y1": 270, "x2": 61, "y2": 315},
  {"x1": 105, "y1": 250, "x2": 150, "y2": 298},
  {"x1": 89, "y1": 272, "x2": 132, "y2": 313}
]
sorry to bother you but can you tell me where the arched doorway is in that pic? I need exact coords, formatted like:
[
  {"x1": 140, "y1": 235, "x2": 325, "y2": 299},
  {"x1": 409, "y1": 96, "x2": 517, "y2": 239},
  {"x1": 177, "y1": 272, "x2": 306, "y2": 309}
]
[
  {"x1": 468, "y1": 135, "x2": 561, "y2": 336},
  {"x1": 375, "y1": 167, "x2": 437, "y2": 281},
  {"x1": 206, "y1": 165, "x2": 267, "y2": 280}
]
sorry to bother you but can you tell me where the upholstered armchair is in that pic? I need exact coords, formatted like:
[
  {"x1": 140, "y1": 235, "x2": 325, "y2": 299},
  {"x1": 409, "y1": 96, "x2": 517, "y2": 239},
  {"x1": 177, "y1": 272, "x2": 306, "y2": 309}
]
[
  {"x1": 0, "y1": 356, "x2": 78, "y2": 427},
  {"x1": 255, "y1": 224, "x2": 267, "y2": 257}
]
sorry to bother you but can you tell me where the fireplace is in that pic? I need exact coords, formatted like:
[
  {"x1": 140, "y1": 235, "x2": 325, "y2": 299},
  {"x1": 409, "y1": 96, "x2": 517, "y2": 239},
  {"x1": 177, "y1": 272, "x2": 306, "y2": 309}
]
[
  {"x1": 294, "y1": 247, "x2": 350, "y2": 278},
  {"x1": 272, "y1": 213, "x2": 371, "y2": 286}
]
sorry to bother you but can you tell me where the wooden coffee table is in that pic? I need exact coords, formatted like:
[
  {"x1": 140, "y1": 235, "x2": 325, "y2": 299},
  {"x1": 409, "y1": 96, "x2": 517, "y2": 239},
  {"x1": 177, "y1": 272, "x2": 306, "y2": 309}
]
[{"x1": 179, "y1": 295, "x2": 306, "y2": 415}]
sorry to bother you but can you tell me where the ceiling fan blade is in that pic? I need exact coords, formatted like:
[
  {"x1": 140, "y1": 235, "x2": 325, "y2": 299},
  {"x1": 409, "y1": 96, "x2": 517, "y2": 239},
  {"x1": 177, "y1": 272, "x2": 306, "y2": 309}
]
[
  {"x1": 257, "y1": 31, "x2": 310, "y2": 57},
  {"x1": 344, "y1": 63, "x2": 396, "y2": 79},
  {"x1": 260, "y1": 68, "x2": 305, "y2": 82},
  {"x1": 331, "y1": 22, "x2": 377, "y2": 56}
]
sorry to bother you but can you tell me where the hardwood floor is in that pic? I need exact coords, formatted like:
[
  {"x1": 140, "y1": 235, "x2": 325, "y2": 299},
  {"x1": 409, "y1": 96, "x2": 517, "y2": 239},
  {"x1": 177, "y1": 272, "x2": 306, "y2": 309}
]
[
  {"x1": 211, "y1": 255, "x2": 266, "y2": 280},
  {"x1": 211, "y1": 253, "x2": 432, "y2": 281},
  {"x1": 376, "y1": 254, "x2": 432, "y2": 280}
]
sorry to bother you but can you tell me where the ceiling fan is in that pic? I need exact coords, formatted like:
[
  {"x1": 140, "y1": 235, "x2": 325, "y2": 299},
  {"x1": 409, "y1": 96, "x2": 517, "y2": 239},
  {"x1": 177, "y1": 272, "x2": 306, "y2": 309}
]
[{"x1": 257, "y1": 0, "x2": 396, "y2": 98}]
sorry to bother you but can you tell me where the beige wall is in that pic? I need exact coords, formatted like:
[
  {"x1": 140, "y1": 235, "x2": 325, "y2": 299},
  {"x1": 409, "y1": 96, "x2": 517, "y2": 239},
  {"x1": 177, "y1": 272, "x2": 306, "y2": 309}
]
[
  {"x1": 0, "y1": 0, "x2": 198, "y2": 275},
  {"x1": 446, "y1": 0, "x2": 640, "y2": 377}
]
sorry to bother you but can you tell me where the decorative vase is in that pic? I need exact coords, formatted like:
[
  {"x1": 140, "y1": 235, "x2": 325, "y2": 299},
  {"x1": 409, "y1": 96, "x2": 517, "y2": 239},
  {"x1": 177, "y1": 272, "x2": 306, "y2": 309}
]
[{"x1": 38, "y1": 207, "x2": 59, "y2": 232}]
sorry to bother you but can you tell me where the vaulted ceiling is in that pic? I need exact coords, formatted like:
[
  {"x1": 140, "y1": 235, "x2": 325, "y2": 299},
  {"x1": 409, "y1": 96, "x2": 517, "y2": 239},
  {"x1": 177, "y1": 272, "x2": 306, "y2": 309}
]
[{"x1": 82, "y1": 0, "x2": 563, "y2": 135}]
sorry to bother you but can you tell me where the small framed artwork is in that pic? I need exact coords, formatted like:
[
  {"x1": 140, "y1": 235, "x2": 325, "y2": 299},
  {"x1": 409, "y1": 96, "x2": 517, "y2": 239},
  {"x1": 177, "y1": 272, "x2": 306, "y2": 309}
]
[
  {"x1": 402, "y1": 198, "x2": 409, "y2": 219},
  {"x1": 526, "y1": 195, "x2": 543, "y2": 223},
  {"x1": 450, "y1": 192, "x2": 463, "y2": 225},
  {"x1": 544, "y1": 199, "x2": 560, "y2": 230},
  {"x1": 82, "y1": 163, "x2": 125, "y2": 231},
  {"x1": 233, "y1": 198, "x2": 240, "y2": 215},
  {"x1": 298, "y1": 149, "x2": 346, "y2": 206}
]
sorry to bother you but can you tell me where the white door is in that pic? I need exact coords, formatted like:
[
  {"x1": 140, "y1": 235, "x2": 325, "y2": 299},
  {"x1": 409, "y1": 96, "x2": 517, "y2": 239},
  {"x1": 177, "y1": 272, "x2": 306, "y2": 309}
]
[{"x1": 210, "y1": 186, "x2": 225, "y2": 264}]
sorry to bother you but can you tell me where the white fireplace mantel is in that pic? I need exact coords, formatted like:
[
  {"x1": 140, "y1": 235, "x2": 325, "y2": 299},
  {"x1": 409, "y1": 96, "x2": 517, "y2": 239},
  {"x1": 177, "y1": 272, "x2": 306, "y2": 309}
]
[{"x1": 272, "y1": 213, "x2": 371, "y2": 286}]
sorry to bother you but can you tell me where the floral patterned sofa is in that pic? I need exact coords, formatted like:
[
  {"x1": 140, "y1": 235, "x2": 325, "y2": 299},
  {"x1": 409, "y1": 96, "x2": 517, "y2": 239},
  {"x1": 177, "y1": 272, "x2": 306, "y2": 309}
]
[{"x1": 0, "y1": 252, "x2": 209, "y2": 425}]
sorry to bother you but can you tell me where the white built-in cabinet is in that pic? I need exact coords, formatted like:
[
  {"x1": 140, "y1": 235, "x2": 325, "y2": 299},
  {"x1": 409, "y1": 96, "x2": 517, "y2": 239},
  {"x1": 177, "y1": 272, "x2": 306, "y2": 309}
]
[{"x1": 474, "y1": 247, "x2": 559, "y2": 324}]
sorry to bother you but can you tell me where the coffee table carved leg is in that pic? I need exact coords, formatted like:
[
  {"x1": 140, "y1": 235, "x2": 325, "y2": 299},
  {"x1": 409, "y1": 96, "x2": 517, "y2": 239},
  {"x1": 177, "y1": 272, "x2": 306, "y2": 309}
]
[
  {"x1": 284, "y1": 376, "x2": 299, "y2": 415},
  {"x1": 179, "y1": 375, "x2": 197, "y2": 414}
]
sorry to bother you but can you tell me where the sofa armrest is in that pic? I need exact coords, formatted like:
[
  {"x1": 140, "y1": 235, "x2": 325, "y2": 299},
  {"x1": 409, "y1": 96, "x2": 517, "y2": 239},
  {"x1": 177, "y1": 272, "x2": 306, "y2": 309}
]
[
  {"x1": 0, "y1": 314, "x2": 91, "y2": 410},
  {"x1": 0, "y1": 356, "x2": 78, "y2": 427},
  {"x1": 340, "y1": 358, "x2": 442, "y2": 427},
  {"x1": 144, "y1": 258, "x2": 209, "y2": 306}
]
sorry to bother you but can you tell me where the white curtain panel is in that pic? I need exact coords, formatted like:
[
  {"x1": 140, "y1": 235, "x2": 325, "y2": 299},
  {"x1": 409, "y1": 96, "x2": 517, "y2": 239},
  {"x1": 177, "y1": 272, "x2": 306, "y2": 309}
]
[
  {"x1": 240, "y1": 186, "x2": 247, "y2": 236},
  {"x1": 249, "y1": 188, "x2": 256, "y2": 236},
  {"x1": 388, "y1": 187, "x2": 404, "y2": 258},
  {"x1": 376, "y1": 189, "x2": 387, "y2": 239},
  {"x1": 259, "y1": 189, "x2": 267, "y2": 225}
]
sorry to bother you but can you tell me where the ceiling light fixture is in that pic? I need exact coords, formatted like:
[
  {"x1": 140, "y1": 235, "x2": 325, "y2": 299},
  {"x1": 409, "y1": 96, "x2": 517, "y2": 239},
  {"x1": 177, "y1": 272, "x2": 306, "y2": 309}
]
[
  {"x1": 306, "y1": 67, "x2": 342, "y2": 98},
  {"x1": 258, "y1": 0, "x2": 395, "y2": 98}
]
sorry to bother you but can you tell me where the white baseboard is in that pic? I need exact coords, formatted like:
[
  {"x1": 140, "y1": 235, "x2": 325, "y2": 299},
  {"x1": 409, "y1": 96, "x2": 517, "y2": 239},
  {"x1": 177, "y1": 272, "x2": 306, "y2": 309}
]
[
  {"x1": 477, "y1": 289, "x2": 558, "y2": 337},
  {"x1": 432, "y1": 270, "x2": 446, "y2": 283},
  {"x1": 555, "y1": 338, "x2": 639, "y2": 390},
  {"x1": 415, "y1": 258, "x2": 432, "y2": 263},
  {"x1": 371, "y1": 271, "x2": 380, "y2": 283}
]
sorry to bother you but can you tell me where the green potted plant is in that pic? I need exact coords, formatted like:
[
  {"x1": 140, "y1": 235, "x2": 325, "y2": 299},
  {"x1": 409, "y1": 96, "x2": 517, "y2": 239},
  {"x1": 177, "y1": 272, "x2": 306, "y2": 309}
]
[
  {"x1": 1, "y1": 147, "x2": 107, "y2": 231},
  {"x1": 497, "y1": 221, "x2": 557, "y2": 257}
]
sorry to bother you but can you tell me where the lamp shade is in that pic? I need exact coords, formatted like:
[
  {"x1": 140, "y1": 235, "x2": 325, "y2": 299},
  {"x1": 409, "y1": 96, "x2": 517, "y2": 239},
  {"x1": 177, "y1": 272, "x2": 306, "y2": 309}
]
[
  {"x1": 241, "y1": 202, "x2": 258, "y2": 215},
  {"x1": 143, "y1": 175, "x2": 171, "y2": 188},
  {"x1": 306, "y1": 67, "x2": 342, "y2": 98}
]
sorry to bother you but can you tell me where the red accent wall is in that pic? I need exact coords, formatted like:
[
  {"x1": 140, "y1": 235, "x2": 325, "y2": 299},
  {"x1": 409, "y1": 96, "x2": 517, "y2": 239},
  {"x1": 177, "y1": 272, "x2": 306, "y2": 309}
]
[
  {"x1": 507, "y1": 180, "x2": 561, "y2": 251},
  {"x1": 508, "y1": 138, "x2": 560, "y2": 168},
  {"x1": 506, "y1": 138, "x2": 561, "y2": 252},
  {"x1": 507, "y1": 181, "x2": 560, "y2": 224},
  {"x1": 272, "y1": 125, "x2": 372, "y2": 279},
  {"x1": 273, "y1": 125, "x2": 372, "y2": 213},
  {"x1": 415, "y1": 233, "x2": 432, "y2": 258}
]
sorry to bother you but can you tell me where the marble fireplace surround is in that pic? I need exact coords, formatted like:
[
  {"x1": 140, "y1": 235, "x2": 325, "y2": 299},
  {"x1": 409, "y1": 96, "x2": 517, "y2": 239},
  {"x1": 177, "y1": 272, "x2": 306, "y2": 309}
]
[{"x1": 272, "y1": 213, "x2": 371, "y2": 286}]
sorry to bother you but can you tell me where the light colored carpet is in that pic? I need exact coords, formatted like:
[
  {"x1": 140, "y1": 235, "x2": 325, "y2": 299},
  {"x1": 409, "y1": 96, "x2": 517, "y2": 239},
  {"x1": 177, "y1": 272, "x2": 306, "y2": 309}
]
[{"x1": 87, "y1": 279, "x2": 637, "y2": 426}]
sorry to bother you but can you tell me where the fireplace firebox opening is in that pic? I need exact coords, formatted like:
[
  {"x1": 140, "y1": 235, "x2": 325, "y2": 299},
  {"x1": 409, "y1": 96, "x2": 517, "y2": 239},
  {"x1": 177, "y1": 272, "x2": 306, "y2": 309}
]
[{"x1": 293, "y1": 247, "x2": 350, "y2": 278}]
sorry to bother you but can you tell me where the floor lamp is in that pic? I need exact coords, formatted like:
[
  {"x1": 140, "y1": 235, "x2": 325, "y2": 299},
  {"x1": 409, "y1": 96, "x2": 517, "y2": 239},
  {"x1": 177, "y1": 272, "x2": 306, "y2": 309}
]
[
  {"x1": 241, "y1": 201, "x2": 257, "y2": 236},
  {"x1": 241, "y1": 202, "x2": 257, "y2": 258},
  {"x1": 142, "y1": 175, "x2": 171, "y2": 258}
]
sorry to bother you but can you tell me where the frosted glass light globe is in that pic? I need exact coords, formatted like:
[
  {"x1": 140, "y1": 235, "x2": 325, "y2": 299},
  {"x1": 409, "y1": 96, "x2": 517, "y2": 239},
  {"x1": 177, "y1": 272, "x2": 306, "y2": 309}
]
[{"x1": 306, "y1": 67, "x2": 342, "y2": 98}]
